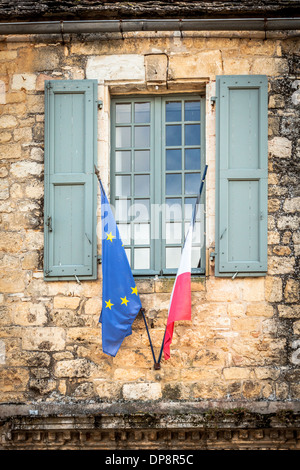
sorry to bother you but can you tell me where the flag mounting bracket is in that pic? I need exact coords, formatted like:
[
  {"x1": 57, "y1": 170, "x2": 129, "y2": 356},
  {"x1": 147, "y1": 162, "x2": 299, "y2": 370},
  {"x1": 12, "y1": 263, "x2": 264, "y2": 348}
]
[{"x1": 94, "y1": 165, "x2": 100, "y2": 180}]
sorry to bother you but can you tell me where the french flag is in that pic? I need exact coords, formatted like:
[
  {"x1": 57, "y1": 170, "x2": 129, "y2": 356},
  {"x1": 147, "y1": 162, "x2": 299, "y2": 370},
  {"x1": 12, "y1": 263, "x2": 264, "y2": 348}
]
[
  {"x1": 163, "y1": 224, "x2": 193, "y2": 361},
  {"x1": 163, "y1": 165, "x2": 207, "y2": 361}
]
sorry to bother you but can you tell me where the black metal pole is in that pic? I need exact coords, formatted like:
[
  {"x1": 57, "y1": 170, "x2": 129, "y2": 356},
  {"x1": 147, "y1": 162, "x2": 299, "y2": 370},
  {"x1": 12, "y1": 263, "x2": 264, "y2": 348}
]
[{"x1": 140, "y1": 308, "x2": 160, "y2": 369}]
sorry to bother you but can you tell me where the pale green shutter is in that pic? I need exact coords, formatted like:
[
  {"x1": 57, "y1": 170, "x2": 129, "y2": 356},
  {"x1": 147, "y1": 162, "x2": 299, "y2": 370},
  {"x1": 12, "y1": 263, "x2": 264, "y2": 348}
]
[
  {"x1": 215, "y1": 75, "x2": 268, "y2": 277},
  {"x1": 44, "y1": 80, "x2": 98, "y2": 280}
]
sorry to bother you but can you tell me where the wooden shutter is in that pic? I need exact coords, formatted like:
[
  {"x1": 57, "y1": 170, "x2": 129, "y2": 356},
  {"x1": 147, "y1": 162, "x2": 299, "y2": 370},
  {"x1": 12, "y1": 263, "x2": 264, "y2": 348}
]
[
  {"x1": 215, "y1": 75, "x2": 268, "y2": 277},
  {"x1": 44, "y1": 80, "x2": 98, "y2": 280}
]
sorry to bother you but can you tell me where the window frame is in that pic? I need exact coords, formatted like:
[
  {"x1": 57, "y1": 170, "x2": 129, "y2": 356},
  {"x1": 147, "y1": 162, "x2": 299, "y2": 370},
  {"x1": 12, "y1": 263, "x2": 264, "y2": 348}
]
[{"x1": 110, "y1": 93, "x2": 206, "y2": 277}]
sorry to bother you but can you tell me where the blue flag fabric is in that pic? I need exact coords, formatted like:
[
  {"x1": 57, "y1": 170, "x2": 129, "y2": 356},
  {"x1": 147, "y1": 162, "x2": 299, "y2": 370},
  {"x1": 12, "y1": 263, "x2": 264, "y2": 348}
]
[{"x1": 99, "y1": 181, "x2": 142, "y2": 357}]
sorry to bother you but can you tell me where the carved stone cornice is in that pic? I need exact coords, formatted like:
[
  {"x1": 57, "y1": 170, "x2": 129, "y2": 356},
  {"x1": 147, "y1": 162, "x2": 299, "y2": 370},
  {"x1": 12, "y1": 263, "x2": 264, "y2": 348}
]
[{"x1": 1, "y1": 401, "x2": 299, "y2": 450}]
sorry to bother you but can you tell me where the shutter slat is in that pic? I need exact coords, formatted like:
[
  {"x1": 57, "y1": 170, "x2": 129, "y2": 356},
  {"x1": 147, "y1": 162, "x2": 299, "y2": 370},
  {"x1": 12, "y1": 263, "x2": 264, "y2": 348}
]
[
  {"x1": 44, "y1": 80, "x2": 98, "y2": 280},
  {"x1": 215, "y1": 75, "x2": 268, "y2": 277}
]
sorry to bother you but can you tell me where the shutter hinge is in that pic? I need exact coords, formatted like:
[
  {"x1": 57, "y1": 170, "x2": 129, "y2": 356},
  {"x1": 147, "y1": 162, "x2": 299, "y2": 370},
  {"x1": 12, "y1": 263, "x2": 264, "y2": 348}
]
[
  {"x1": 210, "y1": 251, "x2": 217, "y2": 261},
  {"x1": 97, "y1": 100, "x2": 103, "y2": 110},
  {"x1": 210, "y1": 96, "x2": 217, "y2": 104}
]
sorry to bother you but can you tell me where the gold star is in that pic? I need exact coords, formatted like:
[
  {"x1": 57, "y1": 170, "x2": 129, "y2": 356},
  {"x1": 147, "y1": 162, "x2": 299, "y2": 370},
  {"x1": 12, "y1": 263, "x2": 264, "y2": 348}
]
[
  {"x1": 131, "y1": 286, "x2": 138, "y2": 295},
  {"x1": 105, "y1": 299, "x2": 114, "y2": 310},
  {"x1": 106, "y1": 232, "x2": 115, "y2": 243},
  {"x1": 121, "y1": 296, "x2": 129, "y2": 306}
]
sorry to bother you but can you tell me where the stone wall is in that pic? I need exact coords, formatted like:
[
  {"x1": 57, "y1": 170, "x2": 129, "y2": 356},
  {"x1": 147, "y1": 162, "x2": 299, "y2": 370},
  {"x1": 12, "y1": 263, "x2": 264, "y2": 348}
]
[
  {"x1": 0, "y1": 30, "x2": 299, "y2": 420},
  {"x1": 1, "y1": 1, "x2": 300, "y2": 22}
]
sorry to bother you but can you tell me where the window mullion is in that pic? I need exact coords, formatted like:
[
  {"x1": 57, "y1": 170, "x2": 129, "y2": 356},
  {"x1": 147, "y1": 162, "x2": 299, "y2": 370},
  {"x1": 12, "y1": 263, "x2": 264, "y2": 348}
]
[{"x1": 153, "y1": 96, "x2": 162, "y2": 273}]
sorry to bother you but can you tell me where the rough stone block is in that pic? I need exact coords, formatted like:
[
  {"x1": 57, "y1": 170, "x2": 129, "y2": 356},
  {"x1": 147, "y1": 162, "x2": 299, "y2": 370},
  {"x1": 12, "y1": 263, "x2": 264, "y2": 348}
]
[
  {"x1": 53, "y1": 296, "x2": 81, "y2": 310},
  {"x1": 114, "y1": 368, "x2": 146, "y2": 381},
  {"x1": 268, "y1": 256, "x2": 295, "y2": 275},
  {"x1": 22, "y1": 327, "x2": 66, "y2": 351},
  {"x1": 278, "y1": 305, "x2": 300, "y2": 318},
  {"x1": 206, "y1": 278, "x2": 243, "y2": 302},
  {"x1": 13, "y1": 302, "x2": 47, "y2": 326},
  {"x1": 12, "y1": 73, "x2": 36, "y2": 91},
  {"x1": 94, "y1": 380, "x2": 121, "y2": 400},
  {"x1": 84, "y1": 297, "x2": 101, "y2": 315},
  {"x1": 246, "y1": 303, "x2": 274, "y2": 317},
  {"x1": 86, "y1": 55, "x2": 145, "y2": 83},
  {"x1": 0, "y1": 114, "x2": 18, "y2": 129},
  {"x1": 169, "y1": 50, "x2": 222, "y2": 80},
  {"x1": 0, "y1": 50, "x2": 18, "y2": 61},
  {"x1": 242, "y1": 278, "x2": 265, "y2": 302},
  {"x1": 252, "y1": 57, "x2": 288, "y2": 76},
  {"x1": 277, "y1": 216, "x2": 299, "y2": 231},
  {"x1": 122, "y1": 382, "x2": 162, "y2": 400},
  {"x1": 223, "y1": 367, "x2": 252, "y2": 380},
  {"x1": 284, "y1": 280, "x2": 299, "y2": 303},
  {"x1": 268, "y1": 136, "x2": 292, "y2": 159},
  {"x1": 0, "y1": 368, "x2": 29, "y2": 392},
  {"x1": 145, "y1": 53, "x2": 168, "y2": 83},
  {"x1": 283, "y1": 197, "x2": 300, "y2": 213},
  {"x1": 54, "y1": 358, "x2": 92, "y2": 378},
  {"x1": 265, "y1": 276, "x2": 282, "y2": 302},
  {"x1": 10, "y1": 161, "x2": 43, "y2": 178}
]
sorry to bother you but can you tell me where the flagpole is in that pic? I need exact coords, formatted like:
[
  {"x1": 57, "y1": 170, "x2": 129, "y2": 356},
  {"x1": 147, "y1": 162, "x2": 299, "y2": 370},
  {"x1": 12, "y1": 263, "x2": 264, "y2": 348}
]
[
  {"x1": 157, "y1": 164, "x2": 208, "y2": 366},
  {"x1": 140, "y1": 308, "x2": 160, "y2": 369}
]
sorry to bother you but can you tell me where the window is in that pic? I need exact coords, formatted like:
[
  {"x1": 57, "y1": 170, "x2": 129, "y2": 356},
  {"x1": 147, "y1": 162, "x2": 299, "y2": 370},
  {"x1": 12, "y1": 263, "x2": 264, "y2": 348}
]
[
  {"x1": 43, "y1": 76, "x2": 268, "y2": 281},
  {"x1": 110, "y1": 95, "x2": 205, "y2": 276}
]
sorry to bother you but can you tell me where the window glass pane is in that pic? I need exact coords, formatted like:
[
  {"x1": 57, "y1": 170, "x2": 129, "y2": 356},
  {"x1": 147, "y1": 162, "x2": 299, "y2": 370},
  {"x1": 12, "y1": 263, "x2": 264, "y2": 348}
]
[
  {"x1": 134, "y1": 102, "x2": 150, "y2": 123},
  {"x1": 185, "y1": 101, "x2": 200, "y2": 121},
  {"x1": 134, "y1": 223, "x2": 150, "y2": 245},
  {"x1": 185, "y1": 173, "x2": 200, "y2": 195},
  {"x1": 135, "y1": 150, "x2": 150, "y2": 172},
  {"x1": 116, "y1": 103, "x2": 131, "y2": 123},
  {"x1": 166, "y1": 149, "x2": 182, "y2": 171},
  {"x1": 185, "y1": 124, "x2": 200, "y2": 146},
  {"x1": 166, "y1": 222, "x2": 182, "y2": 244},
  {"x1": 134, "y1": 248, "x2": 150, "y2": 270},
  {"x1": 191, "y1": 246, "x2": 201, "y2": 268},
  {"x1": 185, "y1": 148, "x2": 200, "y2": 170},
  {"x1": 116, "y1": 150, "x2": 131, "y2": 172},
  {"x1": 185, "y1": 221, "x2": 201, "y2": 243},
  {"x1": 193, "y1": 222, "x2": 201, "y2": 244},
  {"x1": 125, "y1": 248, "x2": 131, "y2": 265},
  {"x1": 131, "y1": 199, "x2": 150, "y2": 221},
  {"x1": 165, "y1": 198, "x2": 182, "y2": 221},
  {"x1": 166, "y1": 101, "x2": 181, "y2": 122},
  {"x1": 116, "y1": 127, "x2": 131, "y2": 148},
  {"x1": 184, "y1": 197, "x2": 196, "y2": 221},
  {"x1": 166, "y1": 125, "x2": 181, "y2": 146},
  {"x1": 135, "y1": 126, "x2": 150, "y2": 148},
  {"x1": 115, "y1": 199, "x2": 130, "y2": 221},
  {"x1": 166, "y1": 173, "x2": 182, "y2": 195},
  {"x1": 118, "y1": 223, "x2": 131, "y2": 245},
  {"x1": 116, "y1": 175, "x2": 131, "y2": 197},
  {"x1": 166, "y1": 247, "x2": 181, "y2": 269},
  {"x1": 135, "y1": 175, "x2": 150, "y2": 197}
]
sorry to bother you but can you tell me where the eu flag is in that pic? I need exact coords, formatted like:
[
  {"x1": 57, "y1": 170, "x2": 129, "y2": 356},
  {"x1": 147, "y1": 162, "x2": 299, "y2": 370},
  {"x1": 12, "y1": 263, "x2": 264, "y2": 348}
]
[{"x1": 99, "y1": 181, "x2": 142, "y2": 357}]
